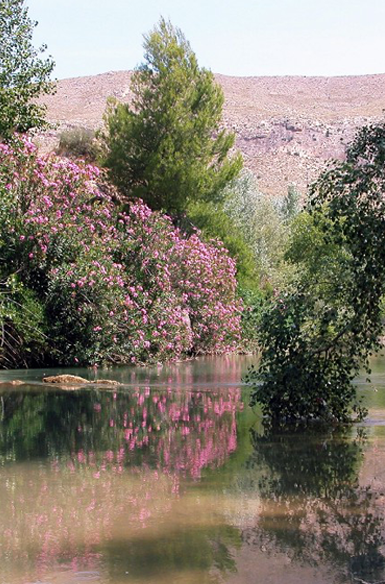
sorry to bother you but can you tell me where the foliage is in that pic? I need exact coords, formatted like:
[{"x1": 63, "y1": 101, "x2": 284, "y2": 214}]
[
  {"x1": 100, "y1": 18, "x2": 242, "y2": 215},
  {"x1": 0, "y1": 274, "x2": 47, "y2": 368},
  {"x1": 246, "y1": 288, "x2": 366, "y2": 423},
  {"x1": 0, "y1": 0, "x2": 55, "y2": 139},
  {"x1": 237, "y1": 286, "x2": 265, "y2": 351},
  {"x1": 57, "y1": 126, "x2": 96, "y2": 160},
  {"x1": 224, "y1": 171, "x2": 298, "y2": 288},
  {"x1": 280, "y1": 183, "x2": 301, "y2": 222},
  {"x1": 248, "y1": 121, "x2": 385, "y2": 424},
  {"x1": 0, "y1": 136, "x2": 242, "y2": 367},
  {"x1": 185, "y1": 199, "x2": 259, "y2": 291}
]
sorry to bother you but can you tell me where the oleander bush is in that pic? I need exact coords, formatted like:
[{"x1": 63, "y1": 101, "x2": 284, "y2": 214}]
[{"x1": 0, "y1": 136, "x2": 242, "y2": 367}]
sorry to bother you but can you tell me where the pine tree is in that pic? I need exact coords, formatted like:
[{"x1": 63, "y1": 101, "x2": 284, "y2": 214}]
[{"x1": 101, "y1": 18, "x2": 242, "y2": 215}]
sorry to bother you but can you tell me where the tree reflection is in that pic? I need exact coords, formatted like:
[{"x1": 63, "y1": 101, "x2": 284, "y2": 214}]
[
  {"x1": 0, "y1": 384, "x2": 243, "y2": 583},
  {"x1": 0, "y1": 386, "x2": 241, "y2": 477},
  {"x1": 3, "y1": 384, "x2": 385, "y2": 584},
  {"x1": 243, "y1": 426, "x2": 385, "y2": 583}
]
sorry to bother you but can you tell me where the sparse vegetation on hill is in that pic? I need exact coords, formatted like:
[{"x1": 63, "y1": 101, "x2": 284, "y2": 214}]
[{"x1": 57, "y1": 126, "x2": 96, "y2": 160}]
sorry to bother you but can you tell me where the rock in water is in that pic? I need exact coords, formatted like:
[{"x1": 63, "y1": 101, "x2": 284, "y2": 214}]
[
  {"x1": 43, "y1": 374, "x2": 90, "y2": 384},
  {"x1": 90, "y1": 379, "x2": 121, "y2": 386},
  {"x1": 0, "y1": 380, "x2": 25, "y2": 386},
  {"x1": 43, "y1": 375, "x2": 121, "y2": 386}
]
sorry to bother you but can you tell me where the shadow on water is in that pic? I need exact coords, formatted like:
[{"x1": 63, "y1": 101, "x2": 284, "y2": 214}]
[
  {"x1": 241, "y1": 425, "x2": 385, "y2": 583},
  {"x1": 100, "y1": 525, "x2": 241, "y2": 584}
]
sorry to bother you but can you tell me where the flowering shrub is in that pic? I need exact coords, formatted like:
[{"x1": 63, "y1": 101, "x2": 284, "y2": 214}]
[
  {"x1": 171, "y1": 235, "x2": 242, "y2": 352},
  {"x1": 0, "y1": 137, "x2": 242, "y2": 366}
]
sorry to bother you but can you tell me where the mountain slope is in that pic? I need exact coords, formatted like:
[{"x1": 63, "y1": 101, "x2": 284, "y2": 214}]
[{"x1": 39, "y1": 71, "x2": 385, "y2": 197}]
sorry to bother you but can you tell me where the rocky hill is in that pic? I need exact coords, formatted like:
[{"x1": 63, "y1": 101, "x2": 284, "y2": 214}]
[{"x1": 38, "y1": 70, "x2": 385, "y2": 198}]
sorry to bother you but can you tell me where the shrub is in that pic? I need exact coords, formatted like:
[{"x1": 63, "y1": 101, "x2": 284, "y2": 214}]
[
  {"x1": 247, "y1": 121, "x2": 385, "y2": 424},
  {"x1": 0, "y1": 136, "x2": 242, "y2": 366},
  {"x1": 57, "y1": 127, "x2": 97, "y2": 160}
]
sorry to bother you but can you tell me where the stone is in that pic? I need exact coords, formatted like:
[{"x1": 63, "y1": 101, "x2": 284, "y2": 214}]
[
  {"x1": 90, "y1": 379, "x2": 121, "y2": 386},
  {"x1": 43, "y1": 374, "x2": 90, "y2": 384},
  {"x1": 0, "y1": 379, "x2": 25, "y2": 386}
]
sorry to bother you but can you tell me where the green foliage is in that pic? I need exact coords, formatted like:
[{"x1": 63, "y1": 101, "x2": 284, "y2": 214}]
[
  {"x1": 57, "y1": 126, "x2": 96, "y2": 160},
  {"x1": 246, "y1": 289, "x2": 366, "y2": 423},
  {"x1": 224, "y1": 171, "x2": 298, "y2": 288},
  {"x1": 248, "y1": 120, "x2": 385, "y2": 424},
  {"x1": 0, "y1": 274, "x2": 47, "y2": 367},
  {"x1": 280, "y1": 183, "x2": 301, "y2": 222},
  {"x1": 237, "y1": 286, "x2": 265, "y2": 351},
  {"x1": 186, "y1": 199, "x2": 259, "y2": 291},
  {"x1": 100, "y1": 18, "x2": 242, "y2": 215},
  {"x1": 0, "y1": 0, "x2": 55, "y2": 139}
]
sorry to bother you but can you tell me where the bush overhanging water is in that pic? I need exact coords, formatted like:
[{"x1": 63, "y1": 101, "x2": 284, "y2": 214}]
[{"x1": 0, "y1": 137, "x2": 242, "y2": 367}]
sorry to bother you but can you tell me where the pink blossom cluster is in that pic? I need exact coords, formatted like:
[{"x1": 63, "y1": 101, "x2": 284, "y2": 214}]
[{"x1": 0, "y1": 137, "x2": 242, "y2": 364}]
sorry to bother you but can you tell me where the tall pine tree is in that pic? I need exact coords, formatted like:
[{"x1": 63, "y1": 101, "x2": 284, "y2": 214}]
[{"x1": 101, "y1": 18, "x2": 242, "y2": 215}]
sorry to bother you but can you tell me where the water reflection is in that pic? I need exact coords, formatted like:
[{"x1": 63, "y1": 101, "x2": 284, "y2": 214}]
[
  {"x1": 1, "y1": 360, "x2": 385, "y2": 584},
  {"x1": 0, "y1": 386, "x2": 241, "y2": 475},
  {"x1": 0, "y1": 384, "x2": 243, "y2": 583},
  {"x1": 241, "y1": 427, "x2": 385, "y2": 583}
]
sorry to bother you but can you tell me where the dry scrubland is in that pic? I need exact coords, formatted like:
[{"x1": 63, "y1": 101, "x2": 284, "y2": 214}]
[{"x1": 38, "y1": 71, "x2": 385, "y2": 197}]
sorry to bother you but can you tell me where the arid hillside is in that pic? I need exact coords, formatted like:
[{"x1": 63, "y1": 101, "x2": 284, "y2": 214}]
[{"x1": 38, "y1": 70, "x2": 385, "y2": 197}]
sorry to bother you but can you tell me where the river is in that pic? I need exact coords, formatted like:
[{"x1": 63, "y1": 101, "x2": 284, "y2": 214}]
[{"x1": 0, "y1": 355, "x2": 385, "y2": 584}]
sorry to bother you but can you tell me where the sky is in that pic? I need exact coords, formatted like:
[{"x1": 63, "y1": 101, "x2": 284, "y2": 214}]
[{"x1": 26, "y1": 0, "x2": 385, "y2": 80}]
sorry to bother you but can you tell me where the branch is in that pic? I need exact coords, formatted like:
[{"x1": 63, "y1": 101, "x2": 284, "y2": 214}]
[{"x1": 309, "y1": 322, "x2": 351, "y2": 356}]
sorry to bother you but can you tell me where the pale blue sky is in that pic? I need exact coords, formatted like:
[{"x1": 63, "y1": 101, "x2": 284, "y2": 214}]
[{"x1": 26, "y1": 0, "x2": 385, "y2": 80}]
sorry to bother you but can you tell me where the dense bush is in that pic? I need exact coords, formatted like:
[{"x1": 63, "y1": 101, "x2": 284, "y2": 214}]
[
  {"x1": 248, "y1": 121, "x2": 385, "y2": 424},
  {"x1": 0, "y1": 137, "x2": 242, "y2": 367}
]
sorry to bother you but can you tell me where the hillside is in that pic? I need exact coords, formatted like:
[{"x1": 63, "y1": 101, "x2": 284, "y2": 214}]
[{"x1": 38, "y1": 71, "x2": 385, "y2": 197}]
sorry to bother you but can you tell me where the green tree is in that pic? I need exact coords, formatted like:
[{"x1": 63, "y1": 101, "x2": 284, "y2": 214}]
[
  {"x1": 186, "y1": 199, "x2": 259, "y2": 291},
  {"x1": 100, "y1": 17, "x2": 242, "y2": 215},
  {"x1": 224, "y1": 171, "x2": 297, "y2": 289},
  {"x1": 247, "y1": 121, "x2": 385, "y2": 424},
  {"x1": 0, "y1": 0, "x2": 55, "y2": 139}
]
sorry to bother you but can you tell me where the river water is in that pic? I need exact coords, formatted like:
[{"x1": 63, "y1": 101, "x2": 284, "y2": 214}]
[{"x1": 1, "y1": 355, "x2": 385, "y2": 584}]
